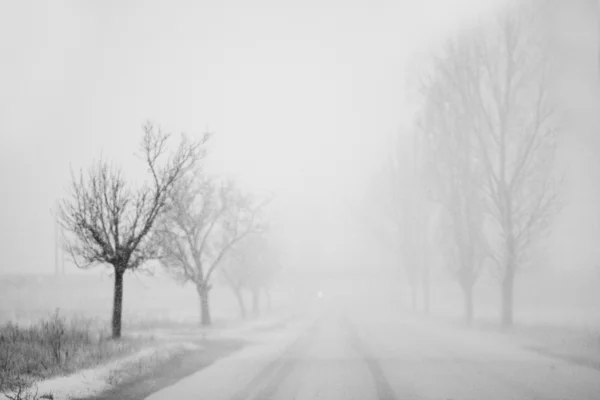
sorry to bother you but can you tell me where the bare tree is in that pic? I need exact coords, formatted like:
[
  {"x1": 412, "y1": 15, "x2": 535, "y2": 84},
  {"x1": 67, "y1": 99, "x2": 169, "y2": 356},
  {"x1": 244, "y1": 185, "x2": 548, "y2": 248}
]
[
  {"x1": 219, "y1": 240, "x2": 266, "y2": 320},
  {"x1": 422, "y1": 3, "x2": 561, "y2": 326},
  {"x1": 417, "y1": 90, "x2": 491, "y2": 323},
  {"x1": 220, "y1": 255, "x2": 249, "y2": 319},
  {"x1": 361, "y1": 142, "x2": 429, "y2": 312},
  {"x1": 219, "y1": 234, "x2": 277, "y2": 319},
  {"x1": 233, "y1": 234, "x2": 281, "y2": 317},
  {"x1": 157, "y1": 174, "x2": 268, "y2": 326},
  {"x1": 59, "y1": 122, "x2": 207, "y2": 338},
  {"x1": 385, "y1": 131, "x2": 431, "y2": 312}
]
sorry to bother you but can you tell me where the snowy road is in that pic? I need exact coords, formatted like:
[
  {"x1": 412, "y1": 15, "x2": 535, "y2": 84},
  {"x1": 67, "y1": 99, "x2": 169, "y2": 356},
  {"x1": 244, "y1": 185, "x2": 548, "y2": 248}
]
[{"x1": 146, "y1": 302, "x2": 600, "y2": 400}]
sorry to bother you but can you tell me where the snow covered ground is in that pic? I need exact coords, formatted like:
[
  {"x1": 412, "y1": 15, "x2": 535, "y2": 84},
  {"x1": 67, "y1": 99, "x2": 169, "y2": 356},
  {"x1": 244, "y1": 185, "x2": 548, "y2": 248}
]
[
  {"x1": 3, "y1": 274, "x2": 599, "y2": 399},
  {"x1": 0, "y1": 341, "x2": 201, "y2": 400},
  {"x1": 144, "y1": 293, "x2": 600, "y2": 400},
  {"x1": 145, "y1": 310, "x2": 319, "y2": 400},
  {"x1": 0, "y1": 311, "x2": 296, "y2": 400}
]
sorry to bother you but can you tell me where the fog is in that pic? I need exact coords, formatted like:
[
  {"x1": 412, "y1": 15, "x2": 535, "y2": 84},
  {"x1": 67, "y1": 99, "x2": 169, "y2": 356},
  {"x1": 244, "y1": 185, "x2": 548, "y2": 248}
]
[
  {"x1": 0, "y1": 0, "x2": 598, "y2": 399},
  {"x1": 0, "y1": 0, "x2": 507, "y2": 274}
]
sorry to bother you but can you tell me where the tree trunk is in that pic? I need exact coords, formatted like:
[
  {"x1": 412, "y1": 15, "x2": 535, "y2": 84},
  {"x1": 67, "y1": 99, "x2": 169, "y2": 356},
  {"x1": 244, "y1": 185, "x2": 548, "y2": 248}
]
[
  {"x1": 234, "y1": 287, "x2": 246, "y2": 319},
  {"x1": 111, "y1": 268, "x2": 125, "y2": 339},
  {"x1": 252, "y1": 289, "x2": 260, "y2": 317},
  {"x1": 501, "y1": 266, "x2": 515, "y2": 327},
  {"x1": 197, "y1": 283, "x2": 212, "y2": 326}
]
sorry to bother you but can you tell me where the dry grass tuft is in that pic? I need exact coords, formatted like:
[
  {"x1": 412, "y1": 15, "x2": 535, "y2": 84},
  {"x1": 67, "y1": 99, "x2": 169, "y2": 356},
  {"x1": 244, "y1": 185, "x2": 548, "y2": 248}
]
[{"x1": 0, "y1": 310, "x2": 144, "y2": 398}]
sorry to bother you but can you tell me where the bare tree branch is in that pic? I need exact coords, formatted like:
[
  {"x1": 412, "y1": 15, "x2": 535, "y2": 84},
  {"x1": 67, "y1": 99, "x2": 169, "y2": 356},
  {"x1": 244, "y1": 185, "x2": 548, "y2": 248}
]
[{"x1": 58, "y1": 122, "x2": 208, "y2": 337}]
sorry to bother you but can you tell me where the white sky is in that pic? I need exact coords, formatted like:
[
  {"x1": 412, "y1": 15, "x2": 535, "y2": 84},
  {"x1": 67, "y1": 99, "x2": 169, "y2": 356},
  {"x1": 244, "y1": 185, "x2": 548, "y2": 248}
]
[{"x1": 0, "y1": 0, "x2": 596, "y2": 275}]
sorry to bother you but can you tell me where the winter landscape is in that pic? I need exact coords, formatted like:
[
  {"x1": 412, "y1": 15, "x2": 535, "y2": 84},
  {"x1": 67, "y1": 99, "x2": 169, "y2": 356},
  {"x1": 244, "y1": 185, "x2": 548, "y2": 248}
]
[{"x1": 1, "y1": 0, "x2": 598, "y2": 399}]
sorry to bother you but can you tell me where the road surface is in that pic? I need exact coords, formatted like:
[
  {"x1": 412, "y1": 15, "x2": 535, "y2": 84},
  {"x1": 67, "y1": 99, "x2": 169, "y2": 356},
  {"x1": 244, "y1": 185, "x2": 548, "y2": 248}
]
[{"x1": 146, "y1": 300, "x2": 600, "y2": 400}]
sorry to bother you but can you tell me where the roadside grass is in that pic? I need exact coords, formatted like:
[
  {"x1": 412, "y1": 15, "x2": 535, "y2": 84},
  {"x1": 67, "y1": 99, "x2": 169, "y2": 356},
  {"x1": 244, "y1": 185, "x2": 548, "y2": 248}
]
[
  {"x1": 0, "y1": 274, "x2": 283, "y2": 399},
  {"x1": 0, "y1": 310, "x2": 147, "y2": 399},
  {"x1": 0, "y1": 310, "x2": 255, "y2": 400}
]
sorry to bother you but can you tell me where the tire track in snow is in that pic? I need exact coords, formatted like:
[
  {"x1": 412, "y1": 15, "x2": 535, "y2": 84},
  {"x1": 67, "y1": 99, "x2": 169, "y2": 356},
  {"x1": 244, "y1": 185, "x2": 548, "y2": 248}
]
[
  {"x1": 340, "y1": 316, "x2": 398, "y2": 400},
  {"x1": 227, "y1": 318, "x2": 322, "y2": 400},
  {"x1": 229, "y1": 314, "x2": 400, "y2": 400}
]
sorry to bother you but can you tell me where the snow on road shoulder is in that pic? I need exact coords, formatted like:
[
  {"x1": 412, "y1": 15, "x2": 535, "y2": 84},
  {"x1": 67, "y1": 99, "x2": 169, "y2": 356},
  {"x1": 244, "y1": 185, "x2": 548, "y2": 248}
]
[
  {"x1": 355, "y1": 310, "x2": 600, "y2": 400},
  {"x1": 41, "y1": 314, "x2": 295, "y2": 400},
  {"x1": 412, "y1": 318, "x2": 600, "y2": 399},
  {"x1": 145, "y1": 316, "x2": 315, "y2": 400},
  {"x1": 0, "y1": 342, "x2": 201, "y2": 400}
]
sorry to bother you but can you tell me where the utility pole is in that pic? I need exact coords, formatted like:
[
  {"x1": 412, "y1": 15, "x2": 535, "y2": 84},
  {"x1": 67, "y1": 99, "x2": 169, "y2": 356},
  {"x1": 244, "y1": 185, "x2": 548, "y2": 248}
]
[
  {"x1": 54, "y1": 210, "x2": 59, "y2": 276},
  {"x1": 52, "y1": 204, "x2": 64, "y2": 277}
]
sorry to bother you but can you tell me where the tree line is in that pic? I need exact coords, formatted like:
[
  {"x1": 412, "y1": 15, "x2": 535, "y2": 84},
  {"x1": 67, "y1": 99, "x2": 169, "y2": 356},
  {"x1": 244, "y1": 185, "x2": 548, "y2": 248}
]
[
  {"x1": 59, "y1": 123, "x2": 278, "y2": 338},
  {"x1": 372, "y1": 1, "x2": 561, "y2": 326}
]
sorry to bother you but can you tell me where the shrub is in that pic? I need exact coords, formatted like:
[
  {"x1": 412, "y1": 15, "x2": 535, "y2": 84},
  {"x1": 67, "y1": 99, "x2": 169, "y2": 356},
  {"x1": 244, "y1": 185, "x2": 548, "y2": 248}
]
[{"x1": 0, "y1": 310, "x2": 140, "y2": 394}]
